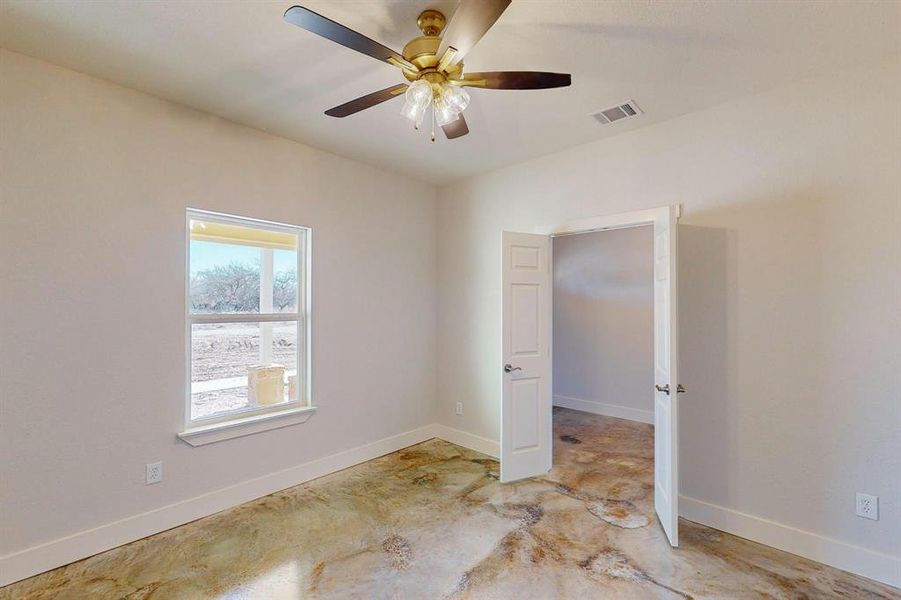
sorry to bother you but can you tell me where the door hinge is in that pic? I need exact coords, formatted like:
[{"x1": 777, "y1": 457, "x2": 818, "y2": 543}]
[{"x1": 655, "y1": 384, "x2": 686, "y2": 395}]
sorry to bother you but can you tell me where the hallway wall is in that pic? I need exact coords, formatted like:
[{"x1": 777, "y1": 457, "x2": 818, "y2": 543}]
[{"x1": 552, "y1": 227, "x2": 654, "y2": 422}]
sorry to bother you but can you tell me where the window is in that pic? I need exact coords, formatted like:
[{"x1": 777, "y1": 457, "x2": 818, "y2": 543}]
[{"x1": 181, "y1": 209, "x2": 311, "y2": 443}]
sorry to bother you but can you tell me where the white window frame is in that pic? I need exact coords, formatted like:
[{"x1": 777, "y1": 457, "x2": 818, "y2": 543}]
[{"x1": 179, "y1": 209, "x2": 314, "y2": 446}]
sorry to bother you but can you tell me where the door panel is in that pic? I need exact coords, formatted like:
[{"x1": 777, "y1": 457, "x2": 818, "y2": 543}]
[
  {"x1": 510, "y1": 244, "x2": 541, "y2": 269},
  {"x1": 501, "y1": 231, "x2": 552, "y2": 482},
  {"x1": 511, "y1": 379, "x2": 540, "y2": 450},
  {"x1": 653, "y1": 206, "x2": 680, "y2": 546},
  {"x1": 511, "y1": 284, "x2": 540, "y2": 354}
]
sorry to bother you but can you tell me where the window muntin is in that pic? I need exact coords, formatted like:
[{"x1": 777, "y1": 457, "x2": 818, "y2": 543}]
[{"x1": 186, "y1": 210, "x2": 309, "y2": 427}]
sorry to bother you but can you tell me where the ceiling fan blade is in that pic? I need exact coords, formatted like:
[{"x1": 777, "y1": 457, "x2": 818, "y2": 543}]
[
  {"x1": 442, "y1": 114, "x2": 469, "y2": 139},
  {"x1": 437, "y1": 0, "x2": 511, "y2": 67},
  {"x1": 324, "y1": 84, "x2": 408, "y2": 118},
  {"x1": 460, "y1": 71, "x2": 571, "y2": 90},
  {"x1": 284, "y1": 6, "x2": 416, "y2": 72}
]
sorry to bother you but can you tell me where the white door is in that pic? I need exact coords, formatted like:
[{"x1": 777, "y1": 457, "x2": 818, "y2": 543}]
[
  {"x1": 500, "y1": 231, "x2": 552, "y2": 482},
  {"x1": 653, "y1": 206, "x2": 680, "y2": 546}
]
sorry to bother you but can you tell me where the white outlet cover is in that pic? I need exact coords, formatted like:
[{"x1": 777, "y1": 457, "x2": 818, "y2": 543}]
[
  {"x1": 455, "y1": 402, "x2": 463, "y2": 416},
  {"x1": 855, "y1": 492, "x2": 878, "y2": 520},
  {"x1": 146, "y1": 461, "x2": 163, "y2": 485}
]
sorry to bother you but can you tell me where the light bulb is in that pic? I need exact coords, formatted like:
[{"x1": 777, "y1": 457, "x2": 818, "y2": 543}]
[
  {"x1": 441, "y1": 83, "x2": 470, "y2": 113},
  {"x1": 434, "y1": 101, "x2": 460, "y2": 127},
  {"x1": 405, "y1": 80, "x2": 432, "y2": 108}
]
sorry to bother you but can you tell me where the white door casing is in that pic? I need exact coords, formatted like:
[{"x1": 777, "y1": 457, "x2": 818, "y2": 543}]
[
  {"x1": 502, "y1": 205, "x2": 680, "y2": 545},
  {"x1": 500, "y1": 231, "x2": 553, "y2": 482},
  {"x1": 653, "y1": 206, "x2": 680, "y2": 546}
]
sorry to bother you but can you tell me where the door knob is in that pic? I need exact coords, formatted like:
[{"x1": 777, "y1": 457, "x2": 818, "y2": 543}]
[{"x1": 504, "y1": 364, "x2": 522, "y2": 373}]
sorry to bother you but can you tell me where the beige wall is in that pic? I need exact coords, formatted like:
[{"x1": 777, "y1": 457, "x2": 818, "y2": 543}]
[
  {"x1": 553, "y1": 227, "x2": 654, "y2": 417},
  {"x1": 436, "y1": 59, "x2": 900, "y2": 557},
  {"x1": 0, "y1": 50, "x2": 438, "y2": 556}
]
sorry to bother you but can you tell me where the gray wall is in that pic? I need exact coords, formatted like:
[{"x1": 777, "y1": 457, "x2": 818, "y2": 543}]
[{"x1": 552, "y1": 227, "x2": 654, "y2": 421}]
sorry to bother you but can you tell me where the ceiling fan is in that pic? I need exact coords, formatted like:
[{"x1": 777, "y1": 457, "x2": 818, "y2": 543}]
[{"x1": 284, "y1": 1, "x2": 571, "y2": 141}]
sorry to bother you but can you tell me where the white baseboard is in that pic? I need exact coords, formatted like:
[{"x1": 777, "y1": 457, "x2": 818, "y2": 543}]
[
  {"x1": 0, "y1": 424, "x2": 440, "y2": 587},
  {"x1": 680, "y1": 495, "x2": 900, "y2": 589},
  {"x1": 553, "y1": 394, "x2": 654, "y2": 425},
  {"x1": 432, "y1": 424, "x2": 500, "y2": 458}
]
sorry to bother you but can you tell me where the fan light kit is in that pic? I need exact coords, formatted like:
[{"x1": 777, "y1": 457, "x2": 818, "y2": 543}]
[
  {"x1": 284, "y1": 2, "x2": 572, "y2": 141},
  {"x1": 400, "y1": 78, "x2": 471, "y2": 133}
]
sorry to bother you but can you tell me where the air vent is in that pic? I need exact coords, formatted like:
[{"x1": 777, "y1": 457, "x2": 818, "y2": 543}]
[{"x1": 592, "y1": 100, "x2": 642, "y2": 125}]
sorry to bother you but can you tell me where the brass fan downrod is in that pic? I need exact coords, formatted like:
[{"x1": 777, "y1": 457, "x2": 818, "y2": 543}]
[{"x1": 417, "y1": 10, "x2": 446, "y2": 37}]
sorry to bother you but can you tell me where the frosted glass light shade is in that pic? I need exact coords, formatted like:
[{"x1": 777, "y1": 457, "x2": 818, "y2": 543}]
[
  {"x1": 400, "y1": 99, "x2": 428, "y2": 128},
  {"x1": 405, "y1": 80, "x2": 432, "y2": 108},
  {"x1": 434, "y1": 101, "x2": 460, "y2": 127},
  {"x1": 441, "y1": 84, "x2": 470, "y2": 113},
  {"x1": 401, "y1": 80, "x2": 432, "y2": 128}
]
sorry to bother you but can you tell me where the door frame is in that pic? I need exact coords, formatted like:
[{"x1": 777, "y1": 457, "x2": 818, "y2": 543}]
[
  {"x1": 525, "y1": 204, "x2": 682, "y2": 539},
  {"x1": 534, "y1": 205, "x2": 679, "y2": 237}
]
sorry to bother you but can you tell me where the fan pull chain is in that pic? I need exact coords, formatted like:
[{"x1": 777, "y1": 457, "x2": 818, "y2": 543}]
[{"x1": 431, "y1": 104, "x2": 436, "y2": 142}]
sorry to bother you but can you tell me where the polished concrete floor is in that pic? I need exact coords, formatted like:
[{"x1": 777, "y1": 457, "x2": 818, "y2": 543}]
[{"x1": 3, "y1": 408, "x2": 898, "y2": 599}]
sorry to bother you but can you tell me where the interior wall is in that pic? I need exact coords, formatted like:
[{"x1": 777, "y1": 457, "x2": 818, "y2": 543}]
[
  {"x1": 552, "y1": 227, "x2": 654, "y2": 420},
  {"x1": 0, "y1": 50, "x2": 438, "y2": 558},
  {"x1": 436, "y1": 59, "x2": 900, "y2": 559}
]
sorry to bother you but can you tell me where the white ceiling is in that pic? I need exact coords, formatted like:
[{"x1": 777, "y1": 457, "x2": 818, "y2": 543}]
[{"x1": 1, "y1": 1, "x2": 898, "y2": 184}]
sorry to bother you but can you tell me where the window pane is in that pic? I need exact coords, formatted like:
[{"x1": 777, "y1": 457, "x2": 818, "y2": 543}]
[
  {"x1": 189, "y1": 241, "x2": 261, "y2": 314},
  {"x1": 191, "y1": 321, "x2": 300, "y2": 421},
  {"x1": 189, "y1": 219, "x2": 299, "y2": 315},
  {"x1": 272, "y1": 248, "x2": 298, "y2": 313}
]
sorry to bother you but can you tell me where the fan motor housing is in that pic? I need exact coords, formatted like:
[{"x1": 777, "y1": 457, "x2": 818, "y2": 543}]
[
  {"x1": 402, "y1": 38, "x2": 464, "y2": 81},
  {"x1": 402, "y1": 10, "x2": 463, "y2": 82},
  {"x1": 403, "y1": 36, "x2": 441, "y2": 70}
]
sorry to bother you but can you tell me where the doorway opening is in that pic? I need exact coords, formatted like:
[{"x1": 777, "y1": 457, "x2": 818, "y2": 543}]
[
  {"x1": 551, "y1": 225, "x2": 658, "y2": 535},
  {"x1": 552, "y1": 226, "x2": 654, "y2": 425},
  {"x1": 500, "y1": 205, "x2": 680, "y2": 545}
]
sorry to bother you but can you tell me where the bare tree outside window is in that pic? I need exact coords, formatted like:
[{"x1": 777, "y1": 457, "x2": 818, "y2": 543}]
[
  {"x1": 273, "y1": 270, "x2": 297, "y2": 311},
  {"x1": 190, "y1": 262, "x2": 297, "y2": 313}
]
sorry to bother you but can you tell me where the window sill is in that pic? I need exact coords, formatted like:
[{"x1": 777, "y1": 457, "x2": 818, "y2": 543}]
[{"x1": 178, "y1": 406, "x2": 317, "y2": 447}]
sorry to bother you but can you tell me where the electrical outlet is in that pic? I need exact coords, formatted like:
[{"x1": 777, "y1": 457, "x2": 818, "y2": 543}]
[
  {"x1": 455, "y1": 402, "x2": 463, "y2": 416},
  {"x1": 855, "y1": 493, "x2": 878, "y2": 520},
  {"x1": 146, "y1": 461, "x2": 163, "y2": 485}
]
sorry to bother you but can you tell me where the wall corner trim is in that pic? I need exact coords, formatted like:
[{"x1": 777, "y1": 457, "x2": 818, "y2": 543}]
[
  {"x1": 432, "y1": 424, "x2": 500, "y2": 458},
  {"x1": 679, "y1": 495, "x2": 901, "y2": 589}
]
